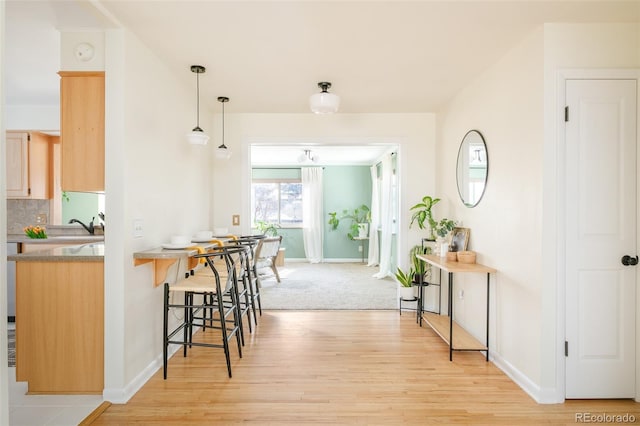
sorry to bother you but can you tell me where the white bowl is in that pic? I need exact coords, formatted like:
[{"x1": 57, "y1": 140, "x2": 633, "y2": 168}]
[
  {"x1": 170, "y1": 235, "x2": 190, "y2": 245},
  {"x1": 195, "y1": 230, "x2": 213, "y2": 240},
  {"x1": 214, "y1": 227, "x2": 228, "y2": 236}
]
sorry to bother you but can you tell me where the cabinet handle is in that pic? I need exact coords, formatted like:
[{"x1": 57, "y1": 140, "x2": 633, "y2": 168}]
[{"x1": 621, "y1": 255, "x2": 638, "y2": 266}]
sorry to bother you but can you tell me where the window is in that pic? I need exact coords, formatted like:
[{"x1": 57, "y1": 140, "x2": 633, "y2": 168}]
[{"x1": 251, "y1": 180, "x2": 303, "y2": 226}]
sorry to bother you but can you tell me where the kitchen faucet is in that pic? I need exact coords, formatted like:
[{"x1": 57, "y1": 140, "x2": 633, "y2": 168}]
[{"x1": 68, "y1": 217, "x2": 95, "y2": 235}]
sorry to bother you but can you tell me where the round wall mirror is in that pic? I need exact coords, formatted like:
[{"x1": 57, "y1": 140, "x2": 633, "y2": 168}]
[{"x1": 456, "y1": 130, "x2": 488, "y2": 208}]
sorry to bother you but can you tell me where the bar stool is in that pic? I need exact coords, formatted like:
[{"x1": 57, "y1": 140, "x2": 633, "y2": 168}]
[
  {"x1": 227, "y1": 236, "x2": 263, "y2": 321},
  {"x1": 163, "y1": 246, "x2": 244, "y2": 379}
]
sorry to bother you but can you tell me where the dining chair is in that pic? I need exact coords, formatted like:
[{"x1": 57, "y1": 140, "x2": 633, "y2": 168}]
[{"x1": 254, "y1": 236, "x2": 283, "y2": 283}]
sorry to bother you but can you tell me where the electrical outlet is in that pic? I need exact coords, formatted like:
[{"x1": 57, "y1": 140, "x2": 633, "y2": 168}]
[
  {"x1": 358, "y1": 245, "x2": 363, "y2": 252},
  {"x1": 35, "y1": 213, "x2": 47, "y2": 224},
  {"x1": 458, "y1": 290, "x2": 464, "y2": 300},
  {"x1": 232, "y1": 215, "x2": 240, "y2": 226}
]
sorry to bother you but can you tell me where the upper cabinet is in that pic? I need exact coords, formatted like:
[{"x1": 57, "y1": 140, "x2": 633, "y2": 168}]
[
  {"x1": 59, "y1": 71, "x2": 105, "y2": 192},
  {"x1": 6, "y1": 131, "x2": 53, "y2": 199}
]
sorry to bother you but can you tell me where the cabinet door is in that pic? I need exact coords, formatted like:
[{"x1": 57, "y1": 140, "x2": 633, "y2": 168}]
[
  {"x1": 59, "y1": 71, "x2": 105, "y2": 192},
  {"x1": 6, "y1": 131, "x2": 53, "y2": 199},
  {"x1": 26, "y1": 132, "x2": 52, "y2": 199},
  {"x1": 6, "y1": 131, "x2": 29, "y2": 197}
]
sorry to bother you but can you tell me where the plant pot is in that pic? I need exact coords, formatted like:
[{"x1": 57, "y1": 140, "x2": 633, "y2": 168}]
[
  {"x1": 357, "y1": 223, "x2": 369, "y2": 238},
  {"x1": 399, "y1": 285, "x2": 415, "y2": 301}
]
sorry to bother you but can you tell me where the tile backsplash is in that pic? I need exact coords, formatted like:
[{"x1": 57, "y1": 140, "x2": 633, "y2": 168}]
[{"x1": 7, "y1": 199, "x2": 51, "y2": 234}]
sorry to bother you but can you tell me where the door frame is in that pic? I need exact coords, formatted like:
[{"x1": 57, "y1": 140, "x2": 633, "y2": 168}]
[{"x1": 555, "y1": 69, "x2": 640, "y2": 402}]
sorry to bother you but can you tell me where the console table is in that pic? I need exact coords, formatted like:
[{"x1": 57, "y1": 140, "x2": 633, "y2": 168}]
[{"x1": 416, "y1": 254, "x2": 496, "y2": 361}]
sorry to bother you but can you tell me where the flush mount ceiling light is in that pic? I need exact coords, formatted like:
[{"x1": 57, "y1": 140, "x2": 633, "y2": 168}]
[
  {"x1": 309, "y1": 81, "x2": 340, "y2": 114},
  {"x1": 297, "y1": 149, "x2": 319, "y2": 164},
  {"x1": 187, "y1": 65, "x2": 210, "y2": 145},
  {"x1": 215, "y1": 96, "x2": 232, "y2": 159}
]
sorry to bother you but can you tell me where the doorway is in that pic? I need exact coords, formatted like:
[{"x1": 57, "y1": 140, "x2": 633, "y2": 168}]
[{"x1": 249, "y1": 143, "x2": 400, "y2": 294}]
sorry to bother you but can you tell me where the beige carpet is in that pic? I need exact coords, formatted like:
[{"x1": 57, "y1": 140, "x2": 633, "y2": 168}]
[{"x1": 258, "y1": 262, "x2": 398, "y2": 310}]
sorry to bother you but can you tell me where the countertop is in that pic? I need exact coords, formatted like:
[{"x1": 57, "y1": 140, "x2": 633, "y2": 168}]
[
  {"x1": 7, "y1": 242, "x2": 104, "y2": 262},
  {"x1": 7, "y1": 234, "x2": 105, "y2": 244}
]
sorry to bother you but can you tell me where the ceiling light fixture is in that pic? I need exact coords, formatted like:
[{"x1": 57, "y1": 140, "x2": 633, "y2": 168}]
[
  {"x1": 309, "y1": 81, "x2": 340, "y2": 114},
  {"x1": 297, "y1": 149, "x2": 319, "y2": 164},
  {"x1": 187, "y1": 65, "x2": 210, "y2": 145},
  {"x1": 215, "y1": 96, "x2": 232, "y2": 159}
]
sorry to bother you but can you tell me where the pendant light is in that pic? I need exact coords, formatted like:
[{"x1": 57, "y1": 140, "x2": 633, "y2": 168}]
[
  {"x1": 215, "y1": 96, "x2": 232, "y2": 159},
  {"x1": 187, "y1": 65, "x2": 209, "y2": 145},
  {"x1": 309, "y1": 81, "x2": 340, "y2": 114}
]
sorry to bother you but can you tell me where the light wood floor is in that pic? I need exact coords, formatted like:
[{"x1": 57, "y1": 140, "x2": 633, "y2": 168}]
[{"x1": 92, "y1": 311, "x2": 640, "y2": 425}]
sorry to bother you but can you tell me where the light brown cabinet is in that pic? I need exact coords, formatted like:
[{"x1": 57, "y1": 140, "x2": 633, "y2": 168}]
[
  {"x1": 6, "y1": 131, "x2": 53, "y2": 199},
  {"x1": 59, "y1": 71, "x2": 105, "y2": 192},
  {"x1": 16, "y1": 260, "x2": 104, "y2": 393}
]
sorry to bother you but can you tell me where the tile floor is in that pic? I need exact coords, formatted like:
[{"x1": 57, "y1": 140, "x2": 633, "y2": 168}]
[{"x1": 8, "y1": 324, "x2": 103, "y2": 426}]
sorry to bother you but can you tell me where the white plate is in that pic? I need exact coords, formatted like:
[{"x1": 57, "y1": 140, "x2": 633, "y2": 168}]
[{"x1": 161, "y1": 243, "x2": 192, "y2": 250}]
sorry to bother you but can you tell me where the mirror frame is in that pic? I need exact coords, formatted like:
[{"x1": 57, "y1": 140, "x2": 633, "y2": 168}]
[{"x1": 456, "y1": 130, "x2": 488, "y2": 208}]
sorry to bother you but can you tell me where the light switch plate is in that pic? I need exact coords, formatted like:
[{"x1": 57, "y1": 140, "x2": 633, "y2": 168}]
[
  {"x1": 232, "y1": 215, "x2": 240, "y2": 226},
  {"x1": 36, "y1": 213, "x2": 47, "y2": 224},
  {"x1": 133, "y1": 219, "x2": 144, "y2": 238}
]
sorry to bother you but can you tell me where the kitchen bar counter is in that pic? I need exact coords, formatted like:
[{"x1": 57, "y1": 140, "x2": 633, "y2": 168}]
[
  {"x1": 7, "y1": 234, "x2": 104, "y2": 244},
  {"x1": 134, "y1": 241, "x2": 226, "y2": 287},
  {"x1": 8, "y1": 242, "x2": 104, "y2": 262}
]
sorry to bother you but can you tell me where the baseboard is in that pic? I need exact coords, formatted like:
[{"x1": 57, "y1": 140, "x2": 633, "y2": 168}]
[
  {"x1": 102, "y1": 344, "x2": 181, "y2": 404},
  {"x1": 490, "y1": 350, "x2": 564, "y2": 404}
]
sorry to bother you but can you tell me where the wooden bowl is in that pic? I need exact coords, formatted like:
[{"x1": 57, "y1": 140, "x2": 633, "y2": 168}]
[
  {"x1": 457, "y1": 251, "x2": 476, "y2": 264},
  {"x1": 446, "y1": 251, "x2": 458, "y2": 262}
]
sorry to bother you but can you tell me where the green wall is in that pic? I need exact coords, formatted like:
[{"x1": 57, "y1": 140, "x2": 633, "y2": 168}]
[
  {"x1": 323, "y1": 166, "x2": 372, "y2": 259},
  {"x1": 251, "y1": 166, "x2": 372, "y2": 260},
  {"x1": 62, "y1": 191, "x2": 102, "y2": 225}
]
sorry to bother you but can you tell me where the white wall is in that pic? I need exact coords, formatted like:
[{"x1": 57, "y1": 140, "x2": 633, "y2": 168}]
[
  {"x1": 436, "y1": 22, "x2": 640, "y2": 404},
  {"x1": 5, "y1": 105, "x2": 59, "y2": 131},
  {"x1": 103, "y1": 28, "x2": 214, "y2": 402},
  {"x1": 541, "y1": 23, "x2": 640, "y2": 402},
  {"x1": 436, "y1": 28, "x2": 545, "y2": 397},
  {"x1": 209, "y1": 113, "x2": 438, "y2": 263}
]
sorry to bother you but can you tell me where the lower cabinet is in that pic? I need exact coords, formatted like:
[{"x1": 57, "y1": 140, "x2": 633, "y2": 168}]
[{"x1": 15, "y1": 261, "x2": 104, "y2": 393}]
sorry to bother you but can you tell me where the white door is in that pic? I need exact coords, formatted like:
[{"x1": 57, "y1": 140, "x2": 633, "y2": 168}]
[{"x1": 565, "y1": 79, "x2": 637, "y2": 398}]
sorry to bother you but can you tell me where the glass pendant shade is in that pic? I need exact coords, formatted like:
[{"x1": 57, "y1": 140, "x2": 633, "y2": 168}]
[
  {"x1": 310, "y1": 82, "x2": 340, "y2": 114},
  {"x1": 215, "y1": 145, "x2": 232, "y2": 159},
  {"x1": 187, "y1": 128, "x2": 210, "y2": 145}
]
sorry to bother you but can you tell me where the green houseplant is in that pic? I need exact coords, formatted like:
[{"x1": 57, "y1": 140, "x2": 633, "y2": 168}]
[
  {"x1": 394, "y1": 266, "x2": 416, "y2": 300},
  {"x1": 409, "y1": 196, "x2": 440, "y2": 240},
  {"x1": 410, "y1": 244, "x2": 432, "y2": 284},
  {"x1": 434, "y1": 218, "x2": 456, "y2": 239},
  {"x1": 254, "y1": 220, "x2": 281, "y2": 236},
  {"x1": 328, "y1": 204, "x2": 371, "y2": 240}
]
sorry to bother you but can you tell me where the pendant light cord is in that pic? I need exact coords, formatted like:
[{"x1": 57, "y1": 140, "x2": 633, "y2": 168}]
[{"x1": 196, "y1": 71, "x2": 200, "y2": 129}]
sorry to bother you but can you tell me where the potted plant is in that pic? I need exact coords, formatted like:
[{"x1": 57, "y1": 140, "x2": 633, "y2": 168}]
[
  {"x1": 434, "y1": 218, "x2": 456, "y2": 239},
  {"x1": 433, "y1": 218, "x2": 456, "y2": 255},
  {"x1": 328, "y1": 204, "x2": 371, "y2": 240},
  {"x1": 394, "y1": 267, "x2": 416, "y2": 301},
  {"x1": 410, "y1": 244, "x2": 432, "y2": 284},
  {"x1": 409, "y1": 196, "x2": 440, "y2": 240},
  {"x1": 254, "y1": 220, "x2": 281, "y2": 236}
]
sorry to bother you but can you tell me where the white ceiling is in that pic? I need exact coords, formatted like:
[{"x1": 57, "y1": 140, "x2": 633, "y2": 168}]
[{"x1": 4, "y1": 1, "x2": 639, "y2": 164}]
